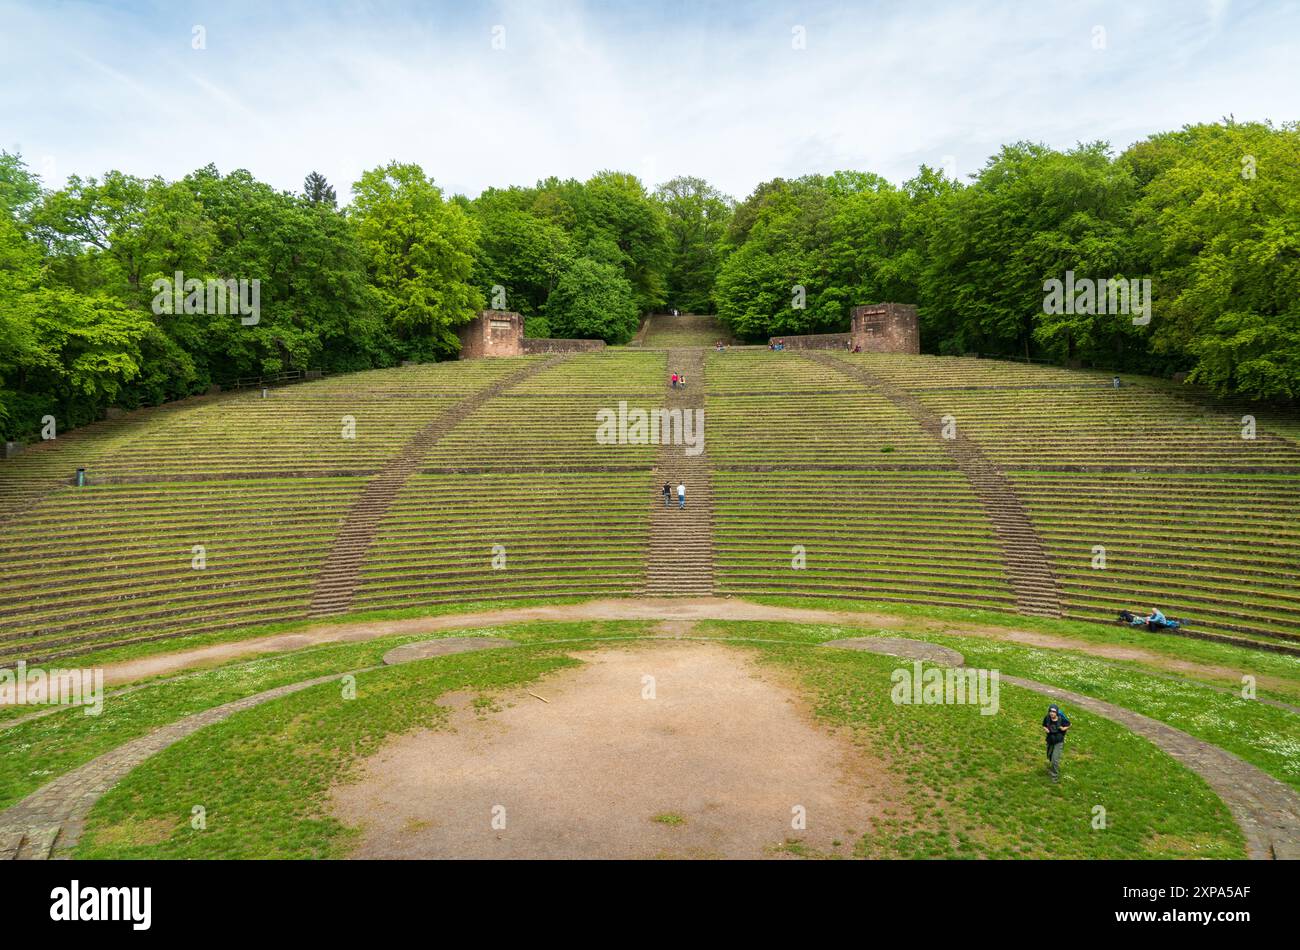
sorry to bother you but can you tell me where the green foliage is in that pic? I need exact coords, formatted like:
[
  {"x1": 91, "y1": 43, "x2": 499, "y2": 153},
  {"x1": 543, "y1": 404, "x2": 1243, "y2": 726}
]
[
  {"x1": 1128, "y1": 121, "x2": 1300, "y2": 399},
  {"x1": 921, "y1": 142, "x2": 1138, "y2": 361},
  {"x1": 545, "y1": 257, "x2": 639, "y2": 343},
  {"x1": 349, "y1": 162, "x2": 483, "y2": 360},
  {"x1": 3, "y1": 120, "x2": 1298, "y2": 439},
  {"x1": 654, "y1": 175, "x2": 733, "y2": 313},
  {"x1": 569, "y1": 170, "x2": 669, "y2": 313},
  {"x1": 303, "y1": 171, "x2": 336, "y2": 208},
  {"x1": 469, "y1": 186, "x2": 574, "y2": 318},
  {"x1": 0, "y1": 151, "x2": 42, "y2": 222}
]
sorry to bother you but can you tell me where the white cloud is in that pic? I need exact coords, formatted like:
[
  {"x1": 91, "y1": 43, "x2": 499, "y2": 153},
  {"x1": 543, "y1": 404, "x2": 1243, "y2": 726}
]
[{"x1": 1, "y1": 0, "x2": 1295, "y2": 201}]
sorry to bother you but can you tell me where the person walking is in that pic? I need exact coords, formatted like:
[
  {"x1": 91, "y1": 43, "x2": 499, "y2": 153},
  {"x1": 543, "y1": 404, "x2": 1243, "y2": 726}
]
[
  {"x1": 677, "y1": 482, "x2": 686, "y2": 509},
  {"x1": 662, "y1": 481, "x2": 671, "y2": 508},
  {"x1": 671, "y1": 372, "x2": 678, "y2": 389},
  {"x1": 679, "y1": 373, "x2": 686, "y2": 388},
  {"x1": 1042, "y1": 704, "x2": 1071, "y2": 783}
]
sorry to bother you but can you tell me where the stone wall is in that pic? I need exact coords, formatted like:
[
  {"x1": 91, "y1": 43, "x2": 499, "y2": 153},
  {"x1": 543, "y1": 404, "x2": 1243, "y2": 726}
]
[
  {"x1": 766, "y1": 333, "x2": 852, "y2": 351},
  {"x1": 458, "y1": 310, "x2": 604, "y2": 358},
  {"x1": 850, "y1": 303, "x2": 919, "y2": 354}
]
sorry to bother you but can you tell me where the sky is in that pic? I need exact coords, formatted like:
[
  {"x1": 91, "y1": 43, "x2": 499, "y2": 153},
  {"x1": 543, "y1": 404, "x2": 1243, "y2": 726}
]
[{"x1": 2, "y1": 0, "x2": 1296, "y2": 203}]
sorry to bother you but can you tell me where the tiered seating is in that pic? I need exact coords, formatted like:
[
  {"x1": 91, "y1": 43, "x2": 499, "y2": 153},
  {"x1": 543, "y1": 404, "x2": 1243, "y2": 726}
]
[
  {"x1": 0, "y1": 479, "x2": 365, "y2": 663},
  {"x1": 706, "y1": 351, "x2": 950, "y2": 466},
  {"x1": 835, "y1": 352, "x2": 1109, "y2": 389},
  {"x1": 1012, "y1": 473, "x2": 1300, "y2": 645},
  {"x1": 704, "y1": 353, "x2": 1004, "y2": 607},
  {"x1": 80, "y1": 360, "x2": 532, "y2": 481},
  {"x1": 712, "y1": 471, "x2": 1016, "y2": 609},
  {"x1": 2, "y1": 342, "x2": 1297, "y2": 664},
  {"x1": 425, "y1": 351, "x2": 667, "y2": 471},
  {"x1": 914, "y1": 387, "x2": 1300, "y2": 469},
  {"x1": 353, "y1": 472, "x2": 649, "y2": 609}
]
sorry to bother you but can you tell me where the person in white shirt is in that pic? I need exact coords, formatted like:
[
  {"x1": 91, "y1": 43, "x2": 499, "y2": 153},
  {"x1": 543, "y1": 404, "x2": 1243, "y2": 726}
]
[{"x1": 677, "y1": 483, "x2": 686, "y2": 509}]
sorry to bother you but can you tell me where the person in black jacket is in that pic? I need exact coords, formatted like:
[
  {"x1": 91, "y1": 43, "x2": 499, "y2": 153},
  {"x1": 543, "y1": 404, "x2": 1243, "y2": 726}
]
[
  {"x1": 662, "y1": 481, "x2": 671, "y2": 507},
  {"x1": 1043, "y1": 704, "x2": 1071, "y2": 783}
]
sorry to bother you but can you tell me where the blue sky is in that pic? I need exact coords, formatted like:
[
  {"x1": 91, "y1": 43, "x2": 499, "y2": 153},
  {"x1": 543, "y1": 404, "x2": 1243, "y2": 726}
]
[{"x1": 2, "y1": 0, "x2": 1296, "y2": 202}]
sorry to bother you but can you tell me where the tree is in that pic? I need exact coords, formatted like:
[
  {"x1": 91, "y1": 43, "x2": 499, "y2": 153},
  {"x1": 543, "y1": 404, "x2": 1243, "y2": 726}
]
[
  {"x1": 304, "y1": 171, "x2": 337, "y2": 208},
  {"x1": 918, "y1": 143, "x2": 1137, "y2": 361},
  {"x1": 469, "y1": 187, "x2": 574, "y2": 319},
  {"x1": 653, "y1": 176, "x2": 733, "y2": 313},
  {"x1": 545, "y1": 257, "x2": 639, "y2": 343},
  {"x1": 1128, "y1": 121, "x2": 1300, "y2": 399},
  {"x1": 570, "y1": 171, "x2": 670, "y2": 313},
  {"x1": 714, "y1": 175, "x2": 849, "y2": 339},
  {"x1": 349, "y1": 162, "x2": 483, "y2": 360},
  {"x1": 0, "y1": 151, "x2": 42, "y2": 223}
]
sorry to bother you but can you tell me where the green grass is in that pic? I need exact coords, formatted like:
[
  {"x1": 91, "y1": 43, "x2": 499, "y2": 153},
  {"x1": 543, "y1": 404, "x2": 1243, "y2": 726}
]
[
  {"x1": 70, "y1": 627, "x2": 1246, "y2": 859},
  {"x1": 13, "y1": 594, "x2": 608, "y2": 674},
  {"x1": 696, "y1": 620, "x2": 1300, "y2": 791},
  {"x1": 739, "y1": 595, "x2": 1300, "y2": 701},
  {"x1": 0, "y1": 621, "x2": 653, "y2": 808},
  {"x1": 750, "y1": 641, "x2": 1242, "y2": 858},
  {"x1": 76, "y1": 642, "x2": 586, "y2": 858}
]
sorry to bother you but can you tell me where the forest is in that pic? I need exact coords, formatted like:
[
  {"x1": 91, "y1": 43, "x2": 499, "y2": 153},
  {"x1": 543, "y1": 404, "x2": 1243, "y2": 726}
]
[{"x1": 1, "y1": 118, "x2": 1296, "y2": 441}]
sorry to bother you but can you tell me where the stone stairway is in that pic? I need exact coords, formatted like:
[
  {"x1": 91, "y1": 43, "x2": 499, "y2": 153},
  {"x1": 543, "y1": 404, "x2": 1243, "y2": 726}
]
[
  {"x1": 644, "y1": 348, "x2": 714, "y2": 596},
  {"x1": 802, "y1": 352, "x2": 1064, "y2": 618},
  {"x1": 308, "y1": 355, "x2": 568, "y2": 617}
]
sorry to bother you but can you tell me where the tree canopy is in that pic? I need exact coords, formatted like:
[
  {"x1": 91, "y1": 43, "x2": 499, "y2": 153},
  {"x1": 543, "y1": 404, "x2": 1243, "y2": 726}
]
[{"x1": 2, "y1": 119, "x2": 1297, "y2": 441}]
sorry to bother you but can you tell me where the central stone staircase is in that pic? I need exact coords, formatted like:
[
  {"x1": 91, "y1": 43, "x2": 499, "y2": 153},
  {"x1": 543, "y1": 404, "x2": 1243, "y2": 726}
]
[{"x1": 644, "y1": 348, "x2": 714, "y2": 596}]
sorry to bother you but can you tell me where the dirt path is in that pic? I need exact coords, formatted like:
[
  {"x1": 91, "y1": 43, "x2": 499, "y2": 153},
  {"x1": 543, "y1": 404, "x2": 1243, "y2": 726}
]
[
  {"x1": 98, "y1": 596, "x2": 1295, "y2": 695},
  {"x1": 331, "y1": 641, "x2": 892, "y2": 859}
]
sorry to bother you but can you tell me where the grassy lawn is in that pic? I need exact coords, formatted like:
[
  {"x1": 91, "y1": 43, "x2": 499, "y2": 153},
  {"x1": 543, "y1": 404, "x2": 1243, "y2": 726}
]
[
  {"x1": 753, "y1": 642, "x2": 1243, "y2": 859},
  {"x1": 694, "y1": 620, "x2": 1300, "y2": 793},
  {"x1": 76, "y1": 644, "x2": 585, "y2": 858},
  {"x1": 72, "y1": 629, "x2": 1245, "y2": 859},
  {"x1": 0, "y1": 621, "x2": 652, "y2": 809},
  {"x1": 10, "y1": 594, "x2": 605, "y2": 675},
  {"x1": 742, "y1": 594, "x2": 1300, "y2": 701}
]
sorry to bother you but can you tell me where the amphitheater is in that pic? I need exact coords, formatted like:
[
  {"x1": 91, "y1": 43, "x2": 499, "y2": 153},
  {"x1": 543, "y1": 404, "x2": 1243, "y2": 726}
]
[{"x1": 1, "y1": 313, "x2": 1298, "y2": 860}]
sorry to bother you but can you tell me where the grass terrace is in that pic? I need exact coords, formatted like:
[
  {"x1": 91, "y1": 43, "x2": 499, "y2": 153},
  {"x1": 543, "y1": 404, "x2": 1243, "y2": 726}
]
[
  {"x1": 77, "y1": 360, "x2": 535, "y2": 481},
  {"x1": 1013, "y1": 472, "x2": 1300, "y2": 645},
  {"x1": 914, "y1": 387, "x2": 1300, "y2": 469},
  {"x1": 638, "y1": 313, "x2": 735, "y2": 348},
  {"x1": 352, "y1": 471, "x2": 651, "y2": 610},
  {"x1": 425, "y1": 351, "x2": 667, "y2": 471},
  {"x1": 705, "y1": 351, "x2": 949, "y2": 466},
  {"x1": 712, "y1": 470, "x2": 1015, "y2": 609},
  {"x1": 833, "y1": 352, "x2": 1114, "y2": 390},
  {"x1": 509, "y1": 349, "x2": 667, "y2": 394},
  {"x1": 0, "y1": 478, "x2": 366, "y2": 664}
]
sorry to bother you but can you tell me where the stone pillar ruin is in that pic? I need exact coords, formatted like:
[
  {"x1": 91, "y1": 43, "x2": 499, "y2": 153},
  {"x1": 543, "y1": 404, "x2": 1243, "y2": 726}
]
[
  {"x1": 457, "y1": 310, "x2": 524, "y2": 358},
  {"x1": 850, "y1": 303, "x2": 920, "y2": 354}
]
